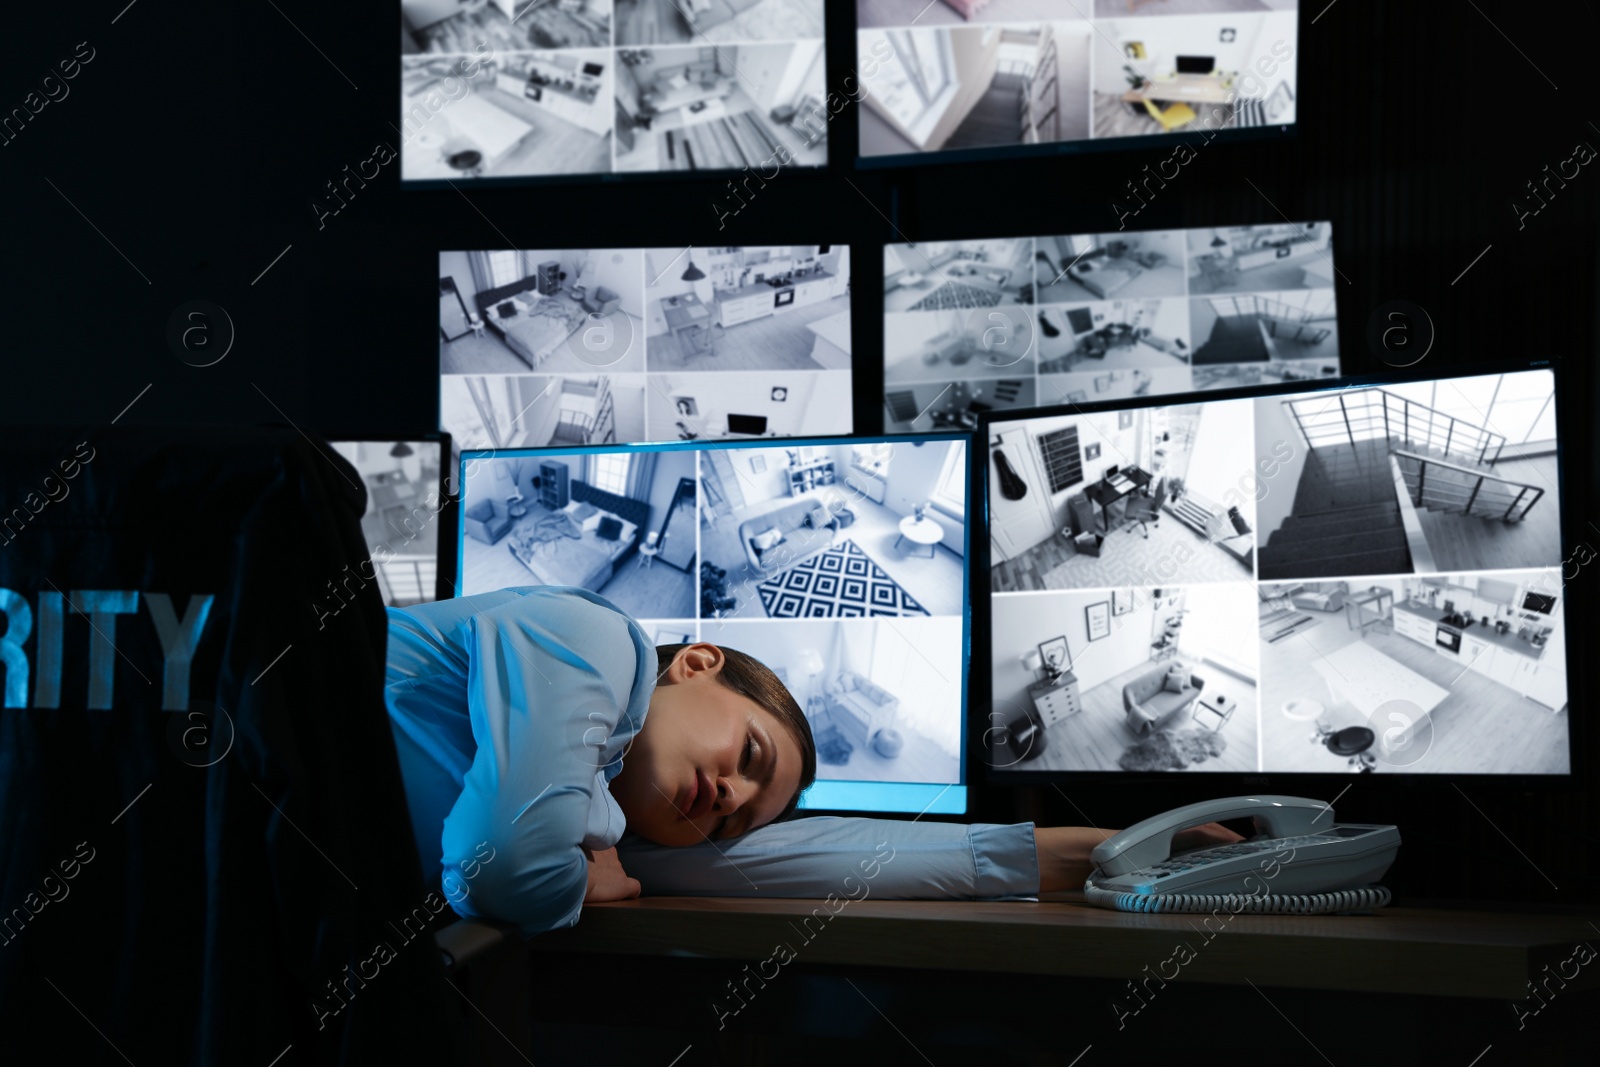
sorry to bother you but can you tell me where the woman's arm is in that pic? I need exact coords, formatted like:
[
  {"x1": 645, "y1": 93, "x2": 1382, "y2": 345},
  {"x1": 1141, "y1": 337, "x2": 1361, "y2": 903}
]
[
  {"x1": 616, "y1": 816, "x2": 1040, "y2": 899},
  {"x1": 440, "y1": 589, "x2": 652, "y2": 934},
  {"x1": 617, "y1": 818, "x2": 1245, "y2": 899}
]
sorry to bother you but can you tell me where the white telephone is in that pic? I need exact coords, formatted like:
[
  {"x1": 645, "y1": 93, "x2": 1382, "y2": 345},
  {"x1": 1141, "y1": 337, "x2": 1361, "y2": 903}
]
[{"x1": 1083, "y1": 795, "x2": 1400, "y2": 915}]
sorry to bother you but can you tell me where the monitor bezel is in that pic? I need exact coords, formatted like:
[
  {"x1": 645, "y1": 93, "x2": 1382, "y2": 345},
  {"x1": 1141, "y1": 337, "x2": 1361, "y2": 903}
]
[
  {"x1": 397, "y1": 20, "x2": 835, "y2": 190},
  {"x1": 457, "y1": 430, "x2": 975, "y2": 819},
  {"x1": 972, "y1": 357, "x2": 1582, "y2": 789},
  {"x1": 437, "y1": 242, "x2": 859, "y2": 449},
  {"x1": 878, "y1": 219, "x2": 1345, "y2": 436},
  {"x1": 854, "y1": 5, "x2": 1302, "y2": 171},
  {"x1": 855, "y1": 122, "x2": 1294, "y2": 172}
]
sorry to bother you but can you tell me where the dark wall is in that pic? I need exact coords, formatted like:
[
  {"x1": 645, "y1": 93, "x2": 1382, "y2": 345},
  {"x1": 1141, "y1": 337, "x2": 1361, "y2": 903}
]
[{"x1": 1, "y1": 1, "x2": 1596, "y2": 904}]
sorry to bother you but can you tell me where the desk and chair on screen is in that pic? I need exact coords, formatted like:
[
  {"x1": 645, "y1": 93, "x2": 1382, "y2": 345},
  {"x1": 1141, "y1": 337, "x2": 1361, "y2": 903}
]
[{"x1": 1077, "y1": 465, "x2": 1154, "y2": 535}]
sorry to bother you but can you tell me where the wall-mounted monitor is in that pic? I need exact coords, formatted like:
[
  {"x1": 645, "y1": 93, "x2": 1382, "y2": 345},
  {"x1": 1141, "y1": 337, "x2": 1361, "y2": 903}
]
[
  {"x1": 457, "y1": 432, "x2": 973, "y2": 815},
  {"x1": 327, "y1": 435, "x2": 455, "y2": 606},
  {"x1": 856, "y1": 2, "x2": 1300, "y2": 167},
  {"x1": 439, "y1": 245, "x2": 854, "y2": 459},
  {"x1": 399, "y1": 0, "x2": 829, "y2": 183},
  {"x1": 977, "y1": 362, "x2": 1571, "y2": 781},
  {"x1": 882, "y1": 221, "x2": 1339, "y2": 434}
]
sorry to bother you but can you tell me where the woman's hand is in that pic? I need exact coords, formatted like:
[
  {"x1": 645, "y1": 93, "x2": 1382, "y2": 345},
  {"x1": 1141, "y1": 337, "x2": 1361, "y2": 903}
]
[
  {"x1": 1034, "y1": 822, "x2": 1248, "y2": 893},
  {"x1": 583, "y1": 846, "x2": 641, "y2": 903},
  {"x1": 1172, "y1": 820, "x2": 1247, "y2": 855}
]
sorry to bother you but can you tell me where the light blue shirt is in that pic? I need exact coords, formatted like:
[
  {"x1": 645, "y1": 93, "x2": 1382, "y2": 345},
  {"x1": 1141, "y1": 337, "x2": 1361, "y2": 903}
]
[{"x1": 385, "y1": 586, "x2": 1039, "y2": 936}]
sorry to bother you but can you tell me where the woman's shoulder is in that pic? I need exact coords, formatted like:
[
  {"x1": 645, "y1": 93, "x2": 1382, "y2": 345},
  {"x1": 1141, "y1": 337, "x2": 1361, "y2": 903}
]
[
  {"x1": 487, "y1": 586, "x2": 651, "y2": 675},
  {"x1": 389, "y1": 586, "x2": 650, "y2": 689},
  {"x1": 488, "y1": 585, "x2": 643, "y2": 632},
  {"x1": 387, "y1": 585, "x2": 639, "y2": 644}
]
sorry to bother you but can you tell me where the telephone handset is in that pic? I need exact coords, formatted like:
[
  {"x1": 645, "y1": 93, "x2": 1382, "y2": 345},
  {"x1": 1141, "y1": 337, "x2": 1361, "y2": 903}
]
[{"x1": 1083, "y1": 795, "x2": 1400, "y2": 914}]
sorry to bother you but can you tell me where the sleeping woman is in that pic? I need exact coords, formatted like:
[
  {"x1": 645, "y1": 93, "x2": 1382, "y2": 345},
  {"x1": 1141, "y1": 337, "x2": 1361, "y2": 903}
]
[{"x1": 385, "y1": 585, "x2": 1241, "y2": 933}]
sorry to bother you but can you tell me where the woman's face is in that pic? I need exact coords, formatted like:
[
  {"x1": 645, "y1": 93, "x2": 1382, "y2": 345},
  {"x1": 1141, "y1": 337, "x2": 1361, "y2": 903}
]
[{"x1": 610, "y1": 645, "x2": 804, "y2": 847}]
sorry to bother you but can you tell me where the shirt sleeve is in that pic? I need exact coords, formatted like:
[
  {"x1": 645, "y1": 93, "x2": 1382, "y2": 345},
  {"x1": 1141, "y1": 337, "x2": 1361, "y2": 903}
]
[
  {"x1": 439, "y1": 588, "x2": 652, "y2": 935},
  {"x1": 615, "y1": 816, "x2": 1040, "y2": 900}
]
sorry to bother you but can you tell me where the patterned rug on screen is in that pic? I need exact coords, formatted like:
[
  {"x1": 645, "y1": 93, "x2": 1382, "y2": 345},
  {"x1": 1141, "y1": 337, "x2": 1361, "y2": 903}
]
[
  {"x1": 757, "y1": 541, "x2": 929, "y2": 618},
  {"x1": 906, "y1": 281, "x2": 1004, "y2": 312}
]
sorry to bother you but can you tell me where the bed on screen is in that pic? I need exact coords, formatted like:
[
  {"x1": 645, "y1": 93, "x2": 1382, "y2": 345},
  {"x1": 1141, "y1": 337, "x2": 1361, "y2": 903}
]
[
  {"x1": 472, "y1": 279, "x2": 587, "y2": 370},
  {"x1": 1067, "y1": 259, "x2": 1142, "y2": 299},
  {"x1": 504, "y1": 492, "x2": 645, "y2": 591},
  {"x1": 488, "y1": 297, "x2": 585, "y2": 368}
]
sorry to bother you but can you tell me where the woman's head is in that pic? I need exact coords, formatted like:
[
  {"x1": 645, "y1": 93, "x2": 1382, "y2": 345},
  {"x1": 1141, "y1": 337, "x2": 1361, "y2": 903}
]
[{"x1": 609, "y1": 643, "x2": 816, "y2": 847}]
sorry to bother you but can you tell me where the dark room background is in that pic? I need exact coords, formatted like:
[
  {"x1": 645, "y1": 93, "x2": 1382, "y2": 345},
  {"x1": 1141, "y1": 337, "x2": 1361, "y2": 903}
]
[{"x1": 1, "y1": 0, "x2": 1596, "y2": 906}]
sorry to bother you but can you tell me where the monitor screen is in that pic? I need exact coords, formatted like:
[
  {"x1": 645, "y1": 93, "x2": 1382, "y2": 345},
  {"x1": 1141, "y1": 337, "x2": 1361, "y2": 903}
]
[
  {"x1": 399, "y1": 1, "x2": 828, "y2": 183},
  {"x1": 458, "y1": 434, "x2": 973, "y2": 815},
  {"x1": 979, "y1": 364, "x2": 1570, "y2": 778},
  {"x1": 327, "y1": 436, "x2": 454, "y2": 606},
  {"x1": 440, "y1": 246, "x2": 854, "y2": 458},
  {"x1": 727, "y1": 414, "x2": 769, "y2": 435},
  {"x1": 856, "y1": 4, "x2": 1299, "y2": 166},
  {"x1": 882, "y1": 222, "x2": 1339, "y2": 434}
]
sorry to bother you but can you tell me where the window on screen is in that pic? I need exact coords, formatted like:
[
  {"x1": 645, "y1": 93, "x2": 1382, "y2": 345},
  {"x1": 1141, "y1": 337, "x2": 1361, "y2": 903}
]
[
  {"x1": 871, "y1": 29, "x2": 955, "y2": 132},
  {"x1": 590, "y1": 453, "x2": 630, "y2": 496},
  {"x1": 487, "y1": 251, "x2": 522, "y2": 289},
  {"x1": 933, "y1": 441, "x2": 967, "y2": 517}
]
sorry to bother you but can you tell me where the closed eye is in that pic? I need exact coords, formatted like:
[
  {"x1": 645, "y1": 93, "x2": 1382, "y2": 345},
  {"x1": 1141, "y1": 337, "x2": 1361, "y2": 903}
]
[{"x1": 713, "y1": 734, "x2": 759, "y2": 839}]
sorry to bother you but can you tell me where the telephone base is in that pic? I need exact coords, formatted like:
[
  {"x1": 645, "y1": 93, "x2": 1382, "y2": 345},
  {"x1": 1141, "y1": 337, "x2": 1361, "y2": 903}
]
[{"x1": 1082, "y1": 883, "x2": 1392, "y2": 915}]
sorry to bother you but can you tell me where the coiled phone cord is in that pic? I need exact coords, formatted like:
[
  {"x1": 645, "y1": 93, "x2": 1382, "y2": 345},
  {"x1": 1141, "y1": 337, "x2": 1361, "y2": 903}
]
[{"x1": 1083, "y1": 883, "x2": 1392, "y2": 915}]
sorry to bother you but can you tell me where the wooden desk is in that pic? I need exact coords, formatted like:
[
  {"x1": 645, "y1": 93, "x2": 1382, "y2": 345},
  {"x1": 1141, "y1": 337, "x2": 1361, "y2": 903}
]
[
  {"x1": 447, "y1": 899, "x2": 1600, "y2": 1065},
  {"x1": 529, "y1": 896, "x2": 1599, "y2": 999},
  {"x1": 1124, "y1": 74, "x2": 1233, "y2": 106}
]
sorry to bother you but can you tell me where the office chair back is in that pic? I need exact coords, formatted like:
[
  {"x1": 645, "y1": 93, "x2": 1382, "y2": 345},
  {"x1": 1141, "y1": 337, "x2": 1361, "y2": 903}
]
[
  {"x1": 1126, "y1": 481, "x2": 1167, "y2": 537},
  {"x1": 0, "y1": 426, "x2": 463, "y2": 1065}
]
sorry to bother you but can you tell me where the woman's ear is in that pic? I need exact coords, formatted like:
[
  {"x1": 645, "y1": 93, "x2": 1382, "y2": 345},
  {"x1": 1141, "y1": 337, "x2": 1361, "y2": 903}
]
[{"x1": 669, "y1": 643, "x2": 724, "y2": 683}]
